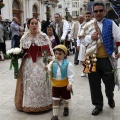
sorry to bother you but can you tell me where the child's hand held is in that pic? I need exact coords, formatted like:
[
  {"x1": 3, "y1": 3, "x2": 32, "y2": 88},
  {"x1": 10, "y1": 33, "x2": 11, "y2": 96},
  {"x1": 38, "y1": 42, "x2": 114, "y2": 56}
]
[{"x1": 67, "y1": 84, "x2": 72, "y2": 91}]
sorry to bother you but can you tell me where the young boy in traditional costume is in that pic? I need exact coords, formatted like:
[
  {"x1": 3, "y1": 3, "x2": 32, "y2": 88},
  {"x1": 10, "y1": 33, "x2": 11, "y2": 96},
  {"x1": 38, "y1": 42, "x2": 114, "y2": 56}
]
[{"x1": 47, "y1": 45, "x2": 74, "y2": 120}]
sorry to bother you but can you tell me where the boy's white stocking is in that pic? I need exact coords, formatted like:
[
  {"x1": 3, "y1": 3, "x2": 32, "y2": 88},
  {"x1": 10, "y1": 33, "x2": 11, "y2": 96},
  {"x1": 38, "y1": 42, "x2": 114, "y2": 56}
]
[
  {"x1": 64, "y1": 100, "x2": 69, "y2": 108},
  {"x1": 53, "y1": 106, "x2": 59, "y2": 116}
]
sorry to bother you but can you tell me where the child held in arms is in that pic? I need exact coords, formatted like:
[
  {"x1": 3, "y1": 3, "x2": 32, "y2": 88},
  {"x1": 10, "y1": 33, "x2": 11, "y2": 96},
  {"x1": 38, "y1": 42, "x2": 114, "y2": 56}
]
[{"x1": 47, "y1": 45, "x2": 75, "y2": 120}]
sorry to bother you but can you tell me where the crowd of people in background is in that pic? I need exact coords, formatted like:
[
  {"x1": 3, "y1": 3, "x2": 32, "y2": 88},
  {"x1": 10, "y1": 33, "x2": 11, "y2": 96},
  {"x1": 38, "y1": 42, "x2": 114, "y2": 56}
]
[
  {"x1": 0, "y1": 9, "x2": 120, "y2": 61},
  {"x1": 1, "y1": 2, "x2": 120, "y2": 120}
]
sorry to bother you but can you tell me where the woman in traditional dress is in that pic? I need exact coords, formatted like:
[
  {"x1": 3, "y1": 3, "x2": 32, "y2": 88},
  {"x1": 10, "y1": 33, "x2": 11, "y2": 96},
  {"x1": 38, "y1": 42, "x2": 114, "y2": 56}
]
[{"x1": 14, "y1": 18, "x2": 54, "y2": 113}]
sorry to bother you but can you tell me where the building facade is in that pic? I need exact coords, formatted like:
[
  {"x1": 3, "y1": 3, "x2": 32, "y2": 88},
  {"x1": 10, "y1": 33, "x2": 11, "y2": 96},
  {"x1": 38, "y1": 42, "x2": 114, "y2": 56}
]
[
  {"x1": 56, "y1": 0, "x2": 112, "y2": 19},
  {"x1": 56, "y1": 0, "x2": 89, "y2": 19},
  {"x1": 1, "y1": 0, "x2": 58, "y2": 25}
]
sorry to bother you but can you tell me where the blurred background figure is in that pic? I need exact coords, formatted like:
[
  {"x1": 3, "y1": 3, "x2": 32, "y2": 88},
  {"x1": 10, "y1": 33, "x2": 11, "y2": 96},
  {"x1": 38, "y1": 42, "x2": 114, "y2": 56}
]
[
  {"x1": 85, "y1": 11, "x2": 93, "y2": 22},
  {"x1": 23, "y1": 18, "x2": 29, "y2": 31},
  {"x1": 46, "y1": 25, "x2": 60, "y2": 48},
  {"x1": 50, "y1": 13, "x2": 69, "y2": 44},
  {"x1": 41, "y1": 20, "x2": 46, "y2": 33},
  {"x1": 74, "y1": 15, "x2": 85, "y2": 65},
  {"x1": 10, "y1": 17, "x2": 23, "y2": 48},
  {"x1": 67, "y1": 15, "x2": 75, "y2": 56},
  {"x1": 78, "y1": 11, "x2": 93, "y2": 77},
  {"x1": 0, "y1": 15, "x2": 8, "y2": 60}
]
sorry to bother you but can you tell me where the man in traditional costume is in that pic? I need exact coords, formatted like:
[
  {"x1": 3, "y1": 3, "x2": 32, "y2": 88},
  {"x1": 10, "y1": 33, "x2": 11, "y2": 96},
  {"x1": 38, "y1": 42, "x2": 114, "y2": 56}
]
[
  {"x1": 50, "y1": 13, "x2": 69, "y2": 44},
  {"x1": 77, "y1": 12, "x2": 93, "y2": 77},
  {"x1": 70, "y1": 15, "x2": 85, "y2": 65},
  {"x1": 79, "y1": 2, "x2": 120, "y2": 115}
]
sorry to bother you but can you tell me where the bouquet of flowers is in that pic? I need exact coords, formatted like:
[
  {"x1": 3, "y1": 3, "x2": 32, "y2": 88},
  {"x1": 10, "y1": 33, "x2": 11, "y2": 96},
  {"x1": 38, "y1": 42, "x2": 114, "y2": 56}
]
[
  {"x1": 42, "y1": 45, "x2": 53, "y2": 86},
  {"x1": 7, "y1": 48, "x2": 24, "y2": 79}
]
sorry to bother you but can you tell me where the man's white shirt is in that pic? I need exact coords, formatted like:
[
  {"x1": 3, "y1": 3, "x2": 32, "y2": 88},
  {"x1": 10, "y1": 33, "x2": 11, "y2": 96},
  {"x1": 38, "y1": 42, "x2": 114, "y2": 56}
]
[
  {"x1": 61, "y1": 19, "x2": 69, "y2": 41},
  {"x1": 77, "y1": 19, "x2": 120, "y2": 53}
]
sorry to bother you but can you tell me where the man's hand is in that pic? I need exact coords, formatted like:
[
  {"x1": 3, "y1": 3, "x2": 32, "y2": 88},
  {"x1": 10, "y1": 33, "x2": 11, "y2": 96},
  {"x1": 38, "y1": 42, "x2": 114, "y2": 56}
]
[
  {"x1": 61, "y1": 37, "x2": 65, "y2": 41},
  {"x1": 115, "y1": 53, "x2": 120, "y2": 58},
  {"x1": 91, "y1": 32, "x2": 99, "y2": 41},
  {"x1": 67, "y1": 84, "x2": 72, "y2": 91}
]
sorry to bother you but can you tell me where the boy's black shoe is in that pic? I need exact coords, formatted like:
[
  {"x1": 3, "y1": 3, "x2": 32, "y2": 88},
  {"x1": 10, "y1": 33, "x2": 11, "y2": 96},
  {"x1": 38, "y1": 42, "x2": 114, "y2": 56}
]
[
  {"x1": 51, "y1": 116, "x2": 59, "y2": 120},
  {"x1": 63, "y1": 107, "x2": 69, "y2": 116},
  {"x1": 108, "y1": 100, "x2": 115, "y2": 108}
]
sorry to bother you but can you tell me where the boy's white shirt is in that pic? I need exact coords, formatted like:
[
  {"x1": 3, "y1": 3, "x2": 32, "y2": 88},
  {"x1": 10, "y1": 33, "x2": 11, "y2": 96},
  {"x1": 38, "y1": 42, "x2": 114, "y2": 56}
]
[{"x1": 47, "y1": 60, "x2": 75, "y2": 85}]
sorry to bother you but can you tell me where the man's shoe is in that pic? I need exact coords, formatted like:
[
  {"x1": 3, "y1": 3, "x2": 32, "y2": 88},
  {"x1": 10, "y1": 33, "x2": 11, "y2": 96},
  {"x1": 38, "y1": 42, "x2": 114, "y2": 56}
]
[
  {"x1": 63, "y1": 107, "x2": 69, "y2": 116},
  {"x1": 108, "y1": 100, "x2": 115, "y2": 108},
  {"x1": 74, "y1": 62, "x2": 79, "y2": 65},
  {"x1": 51, "y1": 116, "x2": 59, "y2": 120},
  {"x1": 92, "y1": 108, "x2": 102, "y2": 116}
]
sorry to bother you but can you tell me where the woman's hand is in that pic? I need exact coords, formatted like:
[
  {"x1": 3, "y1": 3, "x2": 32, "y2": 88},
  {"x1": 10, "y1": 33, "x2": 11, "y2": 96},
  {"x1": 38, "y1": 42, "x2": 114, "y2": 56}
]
[
  {"x1": 67, "y1": 84, "x2": 72, "y2": 91},
  {"x1": 44, "y1": 66, "x2": 48, "y2": 71}
]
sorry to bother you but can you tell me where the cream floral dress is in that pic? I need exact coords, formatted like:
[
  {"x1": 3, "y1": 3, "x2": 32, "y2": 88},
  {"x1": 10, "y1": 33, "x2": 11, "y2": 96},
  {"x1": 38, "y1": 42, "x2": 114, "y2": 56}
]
[{"x1": 14, "y1": 32, "x2": 54, "y2": 112}]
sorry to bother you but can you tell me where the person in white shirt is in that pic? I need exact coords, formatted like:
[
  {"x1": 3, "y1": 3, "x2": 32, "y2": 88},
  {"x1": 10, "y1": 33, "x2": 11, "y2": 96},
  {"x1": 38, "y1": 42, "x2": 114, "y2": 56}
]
[
  {"x1": 80, "y1": 2, "x2": 120, "y2": 116},
  {"x1": 50, "y1": 13, "x2": 69, "y2": 44},
  {"x1": 70, "y1": 15, "x2": 85, "y2": 65},
  {"x1": 66, "y1": 15, "x2": 75, "y2": 55},
  {"x1": 77, "y1": 12, "x2": 93, "y2": 77},
  {"x1": 67, "y1": 15, "x2": 75, "y2": 40}
]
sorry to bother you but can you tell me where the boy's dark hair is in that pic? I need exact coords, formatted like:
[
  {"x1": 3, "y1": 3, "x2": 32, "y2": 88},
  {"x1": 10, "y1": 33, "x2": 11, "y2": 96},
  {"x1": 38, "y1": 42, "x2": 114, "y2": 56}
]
[
  {"x1": 54, "y1": 48, "x2": 67, "y2": 59},
  {"x1": 93, "y1": 2, "x2": 105, "y2": 10}
]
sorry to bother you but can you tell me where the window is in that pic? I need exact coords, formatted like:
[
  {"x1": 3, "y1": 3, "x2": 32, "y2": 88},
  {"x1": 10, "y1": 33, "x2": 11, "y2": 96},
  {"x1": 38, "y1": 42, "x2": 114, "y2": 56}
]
[
  {"x1": 58, "y1": 4, "x2": 62, "y2": 8},
  {"x1": 33, "y1": 5, "x2": 38, "y2": 13},
  {"x1": 72, "y1": 2, "x2": 79, "y2": 8},
  {"x1": 13, "y1": 0, "x2": 19, "y2": 10},
  {"x1": 72, "y1": 11, "x2": 79, "y2": 17},
  {"x1": 67, "y1": 3, "x2": 70, "y2": 8}
]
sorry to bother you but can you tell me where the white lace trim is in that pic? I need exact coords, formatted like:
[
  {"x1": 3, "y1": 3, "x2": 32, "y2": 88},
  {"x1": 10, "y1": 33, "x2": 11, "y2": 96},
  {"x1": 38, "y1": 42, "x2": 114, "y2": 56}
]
[{"x1": 20, "y1": 32, "x2": 51, "y2": 49}]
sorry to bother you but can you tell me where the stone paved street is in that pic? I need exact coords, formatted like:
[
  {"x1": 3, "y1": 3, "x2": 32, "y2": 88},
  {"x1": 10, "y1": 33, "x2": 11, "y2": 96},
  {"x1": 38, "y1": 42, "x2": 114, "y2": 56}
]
[{"x1": 0, "y1": 40, "x2": 120, "y2": 120}]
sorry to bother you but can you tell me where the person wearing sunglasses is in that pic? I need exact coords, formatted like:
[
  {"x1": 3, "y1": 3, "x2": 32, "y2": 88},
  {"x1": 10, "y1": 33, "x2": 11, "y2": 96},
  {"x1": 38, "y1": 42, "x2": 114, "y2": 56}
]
[{"x1": 79, "y1": 2, "x2": 120, "y2": 116}]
